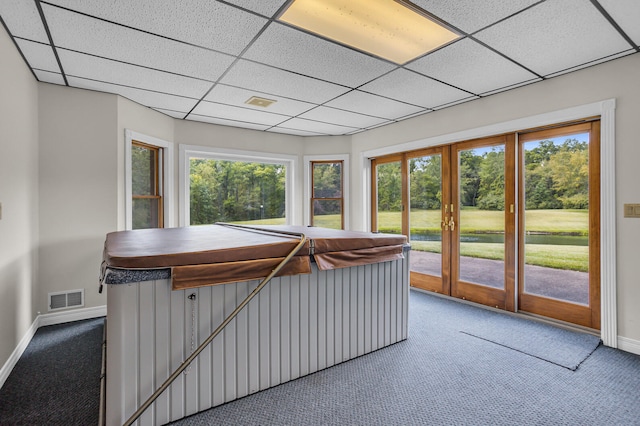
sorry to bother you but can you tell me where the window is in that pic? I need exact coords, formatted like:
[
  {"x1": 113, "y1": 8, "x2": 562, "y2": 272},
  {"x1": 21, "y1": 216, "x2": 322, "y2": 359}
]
[
  {"x1": 180, "y1": 145, "x2": 296, "y2": 226},
  {"x1": 304, "y1": 154, "x2": 350, "y2": 229},
  {"x1": 125, "y1": 130, "x2": 174, "y2": 230},
  {"x1": 131, "y1": 141, "x2": 163, "y2": 229},
  {"x1": 311, "y1": 161, "x2": 344, "y2": 229}
]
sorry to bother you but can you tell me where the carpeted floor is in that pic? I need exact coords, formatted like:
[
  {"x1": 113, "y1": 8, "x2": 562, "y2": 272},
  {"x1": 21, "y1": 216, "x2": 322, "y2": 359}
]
[
  {"x1": 0, "y1": 317, "x2": 104, "y2": 426},
  {"x1": 2, "y1": 292, "x2": 640, "y2": 425},
  {"x1": 170, "y1": 291, "x2": 640, "y2": 426}
]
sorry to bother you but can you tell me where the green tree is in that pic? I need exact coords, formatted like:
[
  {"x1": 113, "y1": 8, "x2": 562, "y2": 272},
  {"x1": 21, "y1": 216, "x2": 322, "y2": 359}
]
[{"x1": 477, "y1": 148, "x2": 505, "y2": 210}]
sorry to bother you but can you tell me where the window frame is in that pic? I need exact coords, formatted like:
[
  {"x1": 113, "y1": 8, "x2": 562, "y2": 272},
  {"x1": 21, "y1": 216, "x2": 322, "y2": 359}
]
[
  {"x1": 310, "y1": 160, "x2": 345, "y2": 229},
  {"x1": 179, "y1": 145, "x2": 298, "y2": 227},
  {"x1": 125, "y1": 130, "x2": 174, "y2": 230},
  {"x1": 131, "y1": 141, "x2": 164, "y2": 228},
  {"x1": 304, "y1": 154, "x2": 350, "y2": 229}
]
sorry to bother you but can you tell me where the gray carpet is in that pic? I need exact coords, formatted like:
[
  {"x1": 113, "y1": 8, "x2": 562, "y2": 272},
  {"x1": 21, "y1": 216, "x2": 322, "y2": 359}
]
[
  {"x1": 2, "y1": 294, "x2": 640, "y2": 425},
  {"x1": 0, "y1": 317, "x2": 104, "y2": 425},
  {"x1": 460, "y1": 309, "x2": 601, "y2": 370},
  {"x1": 170, "y1": 291, "x2": 640, "y2": 426}
]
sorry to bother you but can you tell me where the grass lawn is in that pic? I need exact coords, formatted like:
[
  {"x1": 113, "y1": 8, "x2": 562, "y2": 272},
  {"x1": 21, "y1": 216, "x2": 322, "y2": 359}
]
[
  {"x1": 378, "y1": 208, "x2": 588, "y2": 234},
  {"x1": 410, "y1": 241, "x2": 588, "y2": 272},
  {"x1": 232, "y1": 209, "x2": 589, "y2": 271}
]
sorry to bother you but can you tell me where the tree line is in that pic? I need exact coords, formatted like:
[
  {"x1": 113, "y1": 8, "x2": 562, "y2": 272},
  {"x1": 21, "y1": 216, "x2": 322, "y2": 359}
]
[
  {"x1": 190, "y1": 159, "x2": 286, "y2": 224},
  {"x1": 377, "y1": 138, "x2": 588, "y2": 212}
]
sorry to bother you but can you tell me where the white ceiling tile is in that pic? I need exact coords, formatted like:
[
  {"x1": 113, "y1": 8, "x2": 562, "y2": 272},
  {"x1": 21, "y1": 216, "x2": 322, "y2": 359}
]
[
  {"x1": 58, "y1": 49, "x2": 212, "y2": 99},
  {"x1": 360, "y1": 68, "x2": 473, "y2": 109},
  {"x1": 190, "y1": 101, "x2": 289, "y2": 126},
  {"x1": 243, "y1": 22, "x2": 396, "y2": 87},
  {"x1": 276, "y1": 118, "x2": 359, "y2": 135},
  {"x1": 220, "y1": 60, "x2": 350, "y2": 104},
  {"x1": 34, "y1": 70, "x2": 66, "y2": 85},
  {"x1": 153, "y1": 108, "x2": 187, "y2": 119},
  {"x1": 480, "y1": 78, "x2": 542, "y2": 96},
  {"x1": 325, "y1": 90, "x2": 424, "y2": 120},
  {"x1": 0, "y1": 1, "x2": 49, "y2": 42},
  {"x1": 544, "y1": 50, "x2": 636, "y2": 79},
  {"x1": 223, "y1": 0, "x2": 288, "y2": 18},
  {"x1": 474, "y1": 0, "x2": 632, "y2": 77},
  {"x1": 43, "y1": 5, "x2": 235, "y2": 82},
  {"x1": 66, "y1": 76, "x2": 198, "y2": 112},
  {"x1": 407, "y1": 38, "x2": 538, "y2": 95},
  {"x1": 599, "y1": 0, "x2": 640, "y2": 46},
  {"x1": 188, "y1": 114, "x2": 271, "y2": 131},
  {"x1": 206, "y1": 85, "x2": 315, "y2": 116},
  {"x1": 298, "y1": 106, "x2": 389, "y2": 129},
  {"x1": 267, "y1": 127, "x2": 323, "y2": 137},
  {"x1": 432, "y1": 96, "x2": 479, "y2": 110},
  {"x1": 14, "y1": 39, "x2": 59, "y2": 73},
  {"x1": 410, "y1": 0, "x2": 540, "y2": 34},
  {"x1": 46, "y1": 0, "x2": 267, "y2": 55}
]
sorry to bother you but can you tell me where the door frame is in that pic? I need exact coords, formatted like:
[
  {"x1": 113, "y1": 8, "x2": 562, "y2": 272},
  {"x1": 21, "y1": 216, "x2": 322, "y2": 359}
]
[
  {"x1": 361, "y1": 99, "x2": 617, "y2": 347},
  {"x1": 517, "y1": 121, "x2": 601, "y2": 329}
]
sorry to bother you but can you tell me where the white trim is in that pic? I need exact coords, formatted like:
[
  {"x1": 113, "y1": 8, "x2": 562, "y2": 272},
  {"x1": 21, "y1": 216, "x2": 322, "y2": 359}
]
[
  {"x1": 361, "y1": 99, "x2": 617, "y2": 347},
  {"x1": 618, "y1": 336, "x2": 640, "y2": 356},
  {"x1": 303, "y1": 154, "x2": 350, "y2": 229},
  {"x1": 179, "y1": 144, "x2": 298, "y2": 227},
  {"x1": 0, "y1": 318, "x2": 39, "y2": 389},
  {"x1": 0, "y1": 305, "x2": 107, "y2": 390},
  {"x1": 125, "y1": 129, "x2": 175, "y2": 229}
]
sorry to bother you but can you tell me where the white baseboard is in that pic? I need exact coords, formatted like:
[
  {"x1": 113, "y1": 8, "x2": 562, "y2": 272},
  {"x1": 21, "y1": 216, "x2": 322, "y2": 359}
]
[
  {"x1": 0, "y1": 305, "x2": 106, "y2": 389},
  {"x1": 617, "y1": 336, "x2": 640, "y2": 356},
  {"x1": 38, "y1": 304, "x2": 106, "y2": 327}
]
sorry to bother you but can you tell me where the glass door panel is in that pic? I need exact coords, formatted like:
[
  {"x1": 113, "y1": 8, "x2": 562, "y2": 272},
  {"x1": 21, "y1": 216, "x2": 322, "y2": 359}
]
[
  {"x1": 451, "y1": 135, "x2": 515, "y2": 310},
  {"x1": 408, "y1": 149, "x2": 450, "y2": 294},
  {"x1": 458, "y1": 145, "x2": 506, "y2": 289},
  {"x1": 372, "y1": 157, "x2": 406, "y2": 236},
  {"x1": 518, "y1": 121, "x2": 600, "y2": 329},
  {"x1": 409, "y1": 154, "x2": 442, "y2": 277}
]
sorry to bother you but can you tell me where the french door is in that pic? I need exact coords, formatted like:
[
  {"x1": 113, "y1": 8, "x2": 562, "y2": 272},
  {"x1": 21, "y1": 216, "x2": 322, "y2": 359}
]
[{"x1": 371, "y1": 121, "x2": 600, "y2": 329}]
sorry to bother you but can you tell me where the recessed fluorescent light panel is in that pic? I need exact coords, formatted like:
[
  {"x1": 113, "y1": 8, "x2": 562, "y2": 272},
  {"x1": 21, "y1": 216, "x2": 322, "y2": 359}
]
[{"x1": 278, "y1": 0, "x2": 461, "y2": 65}]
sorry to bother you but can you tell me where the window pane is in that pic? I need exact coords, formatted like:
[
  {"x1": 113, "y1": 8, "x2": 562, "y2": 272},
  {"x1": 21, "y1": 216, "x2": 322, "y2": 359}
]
[
  {"x1": 132, "y1": 145, "x2": 156, "y2": 196},
  {"x1": 312, "y1": 199, "x2": 342, "y2": 229},
  {"x1": 522, "y1": 133, "x2": 590, "y2": 304},
  {"x1": 458, "y1": 145, "x2": 505, "y2": 288},
  {"x1": 313, "y1": 162, "x2": 342, "y2": 198},
  {"x1": 409, "y1": 154, "x2": 442, "y2": 277},
  {"x1": 190, "y1": 158, "x2": 286, "y2": 225},
  {"x1": 133, "y1": 198, "x2": 160, "y2": 229},
  {"x1": 376, "y1": 161, "x2": 402, "y2": 235}
]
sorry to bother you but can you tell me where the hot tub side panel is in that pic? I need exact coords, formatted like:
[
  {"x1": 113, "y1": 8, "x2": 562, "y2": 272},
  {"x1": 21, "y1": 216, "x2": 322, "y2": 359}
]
[{"x1": 105, "y1": 253, "x2": 409, "y2": 426}]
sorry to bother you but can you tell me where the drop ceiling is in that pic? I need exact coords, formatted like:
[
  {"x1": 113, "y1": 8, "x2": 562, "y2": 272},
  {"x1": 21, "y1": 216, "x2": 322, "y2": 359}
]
[{"x1": 1, "y1": 0, "x2": 638, "y2": 136}]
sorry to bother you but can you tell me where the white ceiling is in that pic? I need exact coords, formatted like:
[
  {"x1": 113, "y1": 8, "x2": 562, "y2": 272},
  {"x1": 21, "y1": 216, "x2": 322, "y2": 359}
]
[{"x1": 1, "y1": 0, "x2": 638, "y2": 136}]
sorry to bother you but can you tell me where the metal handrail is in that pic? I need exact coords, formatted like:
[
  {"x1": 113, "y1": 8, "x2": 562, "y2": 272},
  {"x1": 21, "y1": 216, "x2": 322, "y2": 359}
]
[{"x1": 123, "y1": 225, "x2": 306, "y2": 426}]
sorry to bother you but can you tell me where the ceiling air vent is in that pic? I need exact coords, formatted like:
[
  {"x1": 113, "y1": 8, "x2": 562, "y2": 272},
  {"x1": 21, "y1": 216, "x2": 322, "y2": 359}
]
[
  {"x1": 48, "y1": 289, "x2": 84, "y2": 311},
  {"x1": 245, "y1": 96, "x2": 277, "y2": 108}
]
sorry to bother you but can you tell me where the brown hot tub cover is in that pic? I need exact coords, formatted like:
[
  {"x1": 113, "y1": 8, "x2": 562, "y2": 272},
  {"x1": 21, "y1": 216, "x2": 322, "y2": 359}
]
[{"x1": 103, "y1": 224, "x2": 407, "y2": 290}]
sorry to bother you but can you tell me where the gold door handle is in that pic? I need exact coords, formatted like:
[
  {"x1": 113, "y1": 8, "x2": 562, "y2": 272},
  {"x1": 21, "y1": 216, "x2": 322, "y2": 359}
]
[
  {"x1": 442, "y1": 216, "x2": 449, "y2": 231},
  {"x1": 449, "y1": 217, "x2": 455, "y2": 231}
]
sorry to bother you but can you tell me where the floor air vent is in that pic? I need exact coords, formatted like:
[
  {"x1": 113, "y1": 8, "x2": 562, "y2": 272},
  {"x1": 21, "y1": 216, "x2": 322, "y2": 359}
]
[{"x1": 49, "y1": 289, "x2": 84, "y2": 311}]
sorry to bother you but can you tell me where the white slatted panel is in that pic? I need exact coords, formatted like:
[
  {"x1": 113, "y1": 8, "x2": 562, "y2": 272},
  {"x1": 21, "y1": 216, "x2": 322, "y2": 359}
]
[{"x1": 105, "y1": 250, "x2": 409, "y2": 426}]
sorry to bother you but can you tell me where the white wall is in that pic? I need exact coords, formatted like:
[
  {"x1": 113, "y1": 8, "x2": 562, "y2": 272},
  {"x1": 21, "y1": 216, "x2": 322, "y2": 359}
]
[
  {"x1": 351, "y1": 53, "x2": 640, "y2": 342},
  {"x1": 38, "y1": 85, "x2": 118, "y2": 313},
  {"x1": 0, "y1": 27, "x2": 39, "y2": 366}
]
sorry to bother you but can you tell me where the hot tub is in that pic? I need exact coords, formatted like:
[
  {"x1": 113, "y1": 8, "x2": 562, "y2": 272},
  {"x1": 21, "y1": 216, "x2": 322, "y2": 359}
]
[{"x1": 101, "y1": 224, "x2": 409, "y2": 426}]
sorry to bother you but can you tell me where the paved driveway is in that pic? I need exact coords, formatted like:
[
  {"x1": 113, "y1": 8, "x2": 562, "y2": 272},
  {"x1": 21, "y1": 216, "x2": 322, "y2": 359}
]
[{"x1": 409, "y1": 250, "x2": 589, "y2": 305}]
